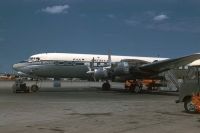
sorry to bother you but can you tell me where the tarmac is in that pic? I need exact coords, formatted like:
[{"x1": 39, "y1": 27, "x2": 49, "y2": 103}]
[{"x1": 0, "y1": 80, "x2": 200, "y2": 133}]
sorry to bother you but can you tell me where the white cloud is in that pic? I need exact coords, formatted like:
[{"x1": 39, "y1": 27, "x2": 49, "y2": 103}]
[
  {"x1": 153, "y1": 14, "x2": 168, "y2": 21},
  {"x1": 124, "y1": 11, "x2": 200, "y2": 33},
  {"x1": 42, "y1": 4, "x2": 70, "y2": 14},
  {"x1": 148, "y1": 19, "x2": 200, "y2": 33}
]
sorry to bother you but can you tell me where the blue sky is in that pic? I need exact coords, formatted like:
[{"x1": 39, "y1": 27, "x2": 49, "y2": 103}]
[{"x1": 0, "y1": 0, "x2": 200, "y2": 72}]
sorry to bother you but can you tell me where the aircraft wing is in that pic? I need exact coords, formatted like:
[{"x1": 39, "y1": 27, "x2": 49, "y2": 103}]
[{"x1": 139, "y1": 53, "x2": 200, "y2": 73}]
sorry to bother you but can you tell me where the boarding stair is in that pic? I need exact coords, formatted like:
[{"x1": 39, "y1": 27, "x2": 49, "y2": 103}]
[{"x1": 163, "y1": 70, "x2": 181, "y2": 91}]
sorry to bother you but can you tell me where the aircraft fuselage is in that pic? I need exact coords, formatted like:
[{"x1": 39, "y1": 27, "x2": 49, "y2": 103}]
[{"x1": 13, "y1": 53, "x2": 167, "y2": 79}]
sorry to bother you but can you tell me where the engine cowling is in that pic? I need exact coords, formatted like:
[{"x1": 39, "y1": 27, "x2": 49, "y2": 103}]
[
  {"x1": 113, "y1": 62, "x2": 130, "y2": 76},
  {"x1": 94, "y1": 68, "x2": 108, "y2": 79},
  {"x1": 113, "y1": 59, "x2": 150, "y2": 77}
]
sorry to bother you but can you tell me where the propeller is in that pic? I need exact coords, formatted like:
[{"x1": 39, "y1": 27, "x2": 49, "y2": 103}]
[
  {"x1": 86, "y1": 51, "x2": 112, "y2": 81},
  {"x1": 86, "y1": 57, "x2": 96, "y2": 81}
]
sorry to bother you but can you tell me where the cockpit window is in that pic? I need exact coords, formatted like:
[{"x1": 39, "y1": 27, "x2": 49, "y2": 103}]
[{"x1": 29, "y1": 57, "x2": 40, "y2": 62}]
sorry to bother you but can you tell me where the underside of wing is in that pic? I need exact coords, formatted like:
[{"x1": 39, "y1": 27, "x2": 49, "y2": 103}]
[{"x1": 139, "y1": 53, "x2": 200, "y2": 73}]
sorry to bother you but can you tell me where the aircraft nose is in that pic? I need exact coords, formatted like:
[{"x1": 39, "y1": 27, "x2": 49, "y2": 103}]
[{"x1": 13, "y1": 63, "x2": 22, "y2": 71}]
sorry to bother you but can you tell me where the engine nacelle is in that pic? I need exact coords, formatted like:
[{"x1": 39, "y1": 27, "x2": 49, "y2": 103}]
[
  {"x1": 113, "y1": 59, "x2": 150, "y2": 76},
  {"x1": 113, "y1": 62, "x2": 130, "y2": 76},
  {"x1": 94, "y1": 68, "x2": 108, "y2": 79}
]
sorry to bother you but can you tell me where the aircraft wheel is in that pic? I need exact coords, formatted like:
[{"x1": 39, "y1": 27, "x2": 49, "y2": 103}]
[
  {"x1": 184, "y1": 98, "x2": 196, "y2": 113},
  {"x1": 31, "y1": 85, "x2": 39, "y2": 92},
  {"x1": 134, "y1": 86, "x2": 142, "y2": 93},
  {"x1": 102, "y1": 82, "x2": 111, "y2": 91}
]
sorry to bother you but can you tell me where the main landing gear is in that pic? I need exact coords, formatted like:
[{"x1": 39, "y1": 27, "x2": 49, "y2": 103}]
[
  {"x1": 102, "y1": 80, "x2": 111, "y2": 91},
  {"x1": 12, "y1": 78, "x2": 39, "y2": 93}
]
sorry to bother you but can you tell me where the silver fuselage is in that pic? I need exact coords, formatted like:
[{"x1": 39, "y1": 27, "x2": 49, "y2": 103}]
[
  {"x1": 13, "y1": 53, "x2": 166, "y2": 79},
  {"x1": 13, "y1": 61, "x2": 94, "y2": 78}
]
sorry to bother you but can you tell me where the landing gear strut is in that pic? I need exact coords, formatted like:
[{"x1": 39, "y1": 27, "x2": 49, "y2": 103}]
[{"x1": 102, "y1": 80, "x2": 111, "y2": 91}]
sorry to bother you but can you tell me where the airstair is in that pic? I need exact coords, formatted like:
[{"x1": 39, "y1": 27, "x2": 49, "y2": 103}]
[
  {"x1": 162, "y1": 70, "x2": 181, "y2": 91},
  {"x1": 162, "y1": 67, "x2": 197, "y2": 92}
]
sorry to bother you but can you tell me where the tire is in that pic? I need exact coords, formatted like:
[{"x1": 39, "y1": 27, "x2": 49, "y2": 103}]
[
  {"x1": 31, "y1": 85, "x2": 39, "y2": 92},
  {"x1": 134, "y1": 86, "x2": 142, "y2": 93},
  {"x1": 102, "y1": 82, "x2": 111, "y2": 91},
  {"x1": 184, "y1": 98, "x2": 196, "y2": 113}
]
